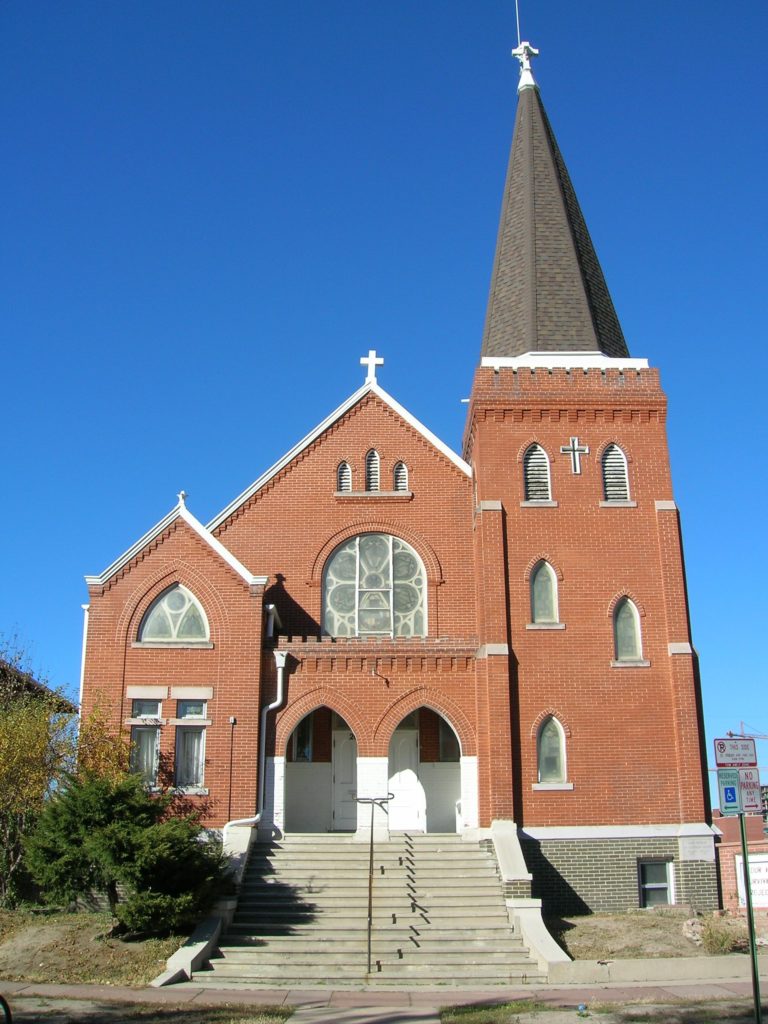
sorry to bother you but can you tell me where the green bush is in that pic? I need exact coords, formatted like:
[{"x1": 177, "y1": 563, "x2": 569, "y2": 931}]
[{"x1": 25, "y1": 773, "x2": 224, "y2": 935}]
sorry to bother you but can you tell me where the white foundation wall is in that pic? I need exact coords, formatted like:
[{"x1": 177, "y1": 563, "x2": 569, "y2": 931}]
[
  {"x1": 419, "y1": 762, "x2": 461, "y2": 832},
  {"x1": 284, "y1": 761, "x2": 332, "y2": 832},
  {"x1": 459, "y1": 755, "x2": 479, "y2": 830}
]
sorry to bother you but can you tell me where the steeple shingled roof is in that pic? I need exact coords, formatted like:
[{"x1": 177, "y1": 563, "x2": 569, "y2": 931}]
[{"x1": 480, "y1": 67, "x2": 629, "y2": 360}]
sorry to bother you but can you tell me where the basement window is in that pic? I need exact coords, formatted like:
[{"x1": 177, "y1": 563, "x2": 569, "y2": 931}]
[{"x1": 638, "y1": 860, "x2": 673, "y2": 907}]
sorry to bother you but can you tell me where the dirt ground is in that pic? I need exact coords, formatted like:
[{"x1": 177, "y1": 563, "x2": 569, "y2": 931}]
[
  {"x1": 547, "y1": 907, "x2": 768, "y2": 960},
  {"x1": 0, "y1": 910, "x2": 180, "y2": 986}
]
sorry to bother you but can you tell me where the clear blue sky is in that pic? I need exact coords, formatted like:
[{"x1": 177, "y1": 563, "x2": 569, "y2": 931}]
[{"x1": 2, "y1": 3, "x2": 767, "y2": 796}]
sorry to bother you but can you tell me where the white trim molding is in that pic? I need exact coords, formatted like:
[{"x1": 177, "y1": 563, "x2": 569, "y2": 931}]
[
  {"x1": 655, "y1": 500, "x2": 677, "y2": 511},
  {"x1": 85, "y1": 501, "x2": 268, "y2": 589},
  {"x1": 476, "y1": 644, "x2": 509, "y2": 658},
  {"x1": 207, "y1": 381, "x2": 471, "y2": 531},
  {"x1": 481, "y1": 352, "x2": 649, "y2": 371},
  {"x1": 521, "y1": 823, "x2": 716, "y2": 841}
]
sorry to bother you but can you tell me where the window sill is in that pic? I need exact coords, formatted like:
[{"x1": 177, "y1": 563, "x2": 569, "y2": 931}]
[
  {"x1": 526, "y1": 622, "x2": 566, "y2": 631},
  {"x1": 335, "y1": 491, "x2": 413, "y2": 500},
  {"x1": 533, "y1": 782, "x2": 574, "y2": 791},
  {"x1": 600, "y1": 500, "x2": 637, "y2": 508},
  {"x1": 170, "y1": 718, "x2": 212, "y2": 727},
  {"x1": 172, "y1": 787, "x2": 209, "y2": 796},
  {"x1": 132, "y1": 641, "x2": 214, "y2": 649},
  {"x1": 520, "y1": 500, "x2": 558, "y2": 508},
  {"x1": 125, "y1": 718, "x2": 166, "y2": 727},
  {"x1": 611, "y1": 659, "x2": 651, "y2": 668}
]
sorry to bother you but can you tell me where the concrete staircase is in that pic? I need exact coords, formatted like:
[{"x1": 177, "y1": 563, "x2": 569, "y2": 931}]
[{"x1": 193, "y1": 833, "x2": 545, "y2": 988}]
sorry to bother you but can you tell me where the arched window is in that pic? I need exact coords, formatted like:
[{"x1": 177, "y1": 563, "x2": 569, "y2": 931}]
[
  {"x1": 393, "y1": 461, "x2": 408, "y2": 492},
  {"x1": 614, "y1": 597, "x2": 642, "y2": 661},
  {"x1": 523, "y1": 444, "x2": 551, "y2": 501},
  {"x1": 602, "y1": 444, "x2": 629, "y2": 501},
  {"x1": 323, "y1": 533, "x2": 426, "y2": 638},
  {"x1": 530, "y1": 561, "x2": 558, "y2": 623},
  {"x1": 365, "y1": 450, "x2": 380, "y2": 492},
  {"x1": 138, "y1": 585, "x2": 209, "y2": 643},
  {"x1": 537, "y1": 717, "x2": 566, "y2": 784},
  {"x1": 337, "y1": 461, "x2": 352, "y2": 492}
]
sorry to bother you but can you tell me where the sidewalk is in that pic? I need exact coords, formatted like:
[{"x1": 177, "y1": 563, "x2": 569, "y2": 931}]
[{"x1": 1, "y1": 977, "x2": 765, "y2": 1024}]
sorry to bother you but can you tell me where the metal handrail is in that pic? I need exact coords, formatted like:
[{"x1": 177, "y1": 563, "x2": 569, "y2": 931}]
[{"x1": 355, "y1": 793, "x2": 394, "y2": 975}]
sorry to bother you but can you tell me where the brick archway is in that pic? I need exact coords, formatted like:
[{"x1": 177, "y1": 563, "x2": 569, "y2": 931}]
[
  {"x1": 275, "y1": 687, "x2": 374, "y2": 755},
  {"x1": 372, "y1": 688, "x2": 476, "y2": 757}
]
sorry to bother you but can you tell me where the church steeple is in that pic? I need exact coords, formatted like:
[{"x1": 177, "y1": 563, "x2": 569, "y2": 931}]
[{"x1": 480, "y1": 44, "x2": 629, "y2": 360}]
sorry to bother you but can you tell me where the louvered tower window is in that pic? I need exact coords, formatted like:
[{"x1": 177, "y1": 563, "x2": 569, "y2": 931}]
[
  {"x1": 393, "y1": 461, "x2": 408, "y2": 492},
  {"x1": 337, "y1": 461, "x2": 352, "y2": 492},
  {"x1": 602, "y1": 445, "x2": 629, "y2": 501},
  {"x1": 365, "y1": 450, "x2": 380, "y2": 492},
  {"x1": 523, "y1": 444, "x2": 551, "y2": 501}
]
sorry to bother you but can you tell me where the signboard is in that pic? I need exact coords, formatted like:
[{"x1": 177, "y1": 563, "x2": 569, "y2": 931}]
[
  {"x1": 739, "y1": 767, "x2": 763, "y2": 813},
  {"x1": 718, "y1": 768, "x2": 741, "y2": 815},
  {"x1": 735, "y1": 853, "x2": 768, "y2": 909},
  {"x1": 714, "y1": 737, "x2": 757, "y2": 769}
]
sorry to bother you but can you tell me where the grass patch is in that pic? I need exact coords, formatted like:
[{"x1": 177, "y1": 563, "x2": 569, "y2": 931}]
[
  {"x1": 0, "y1": 908, "x2": 183, "y2": 986},
  {"x1": 441, "y1": 1001, "x2": 547, "y2": 1023}
]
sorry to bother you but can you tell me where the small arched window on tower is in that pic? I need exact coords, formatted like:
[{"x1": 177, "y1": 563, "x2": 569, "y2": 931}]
[
  {"x1": 138, "y1": 585, "x2": 209, "y2": 644},
  {"x1": 365, "y1": 450, "x2": 380, "y2": 492},
  {"x1": 530, "y1": 560, "x2": 558, "y2": 623},
  {"x1": 614, "y1": 597, "x2": 642, "y2": 662},
  {"x1": 523, "y1": 444, "x2": 551, "y2": 501},
  {"x1": 337, "y1": 461, "x2": 352, "y2": 493},
  {"x1": 393, "y1": 461, "x2": 408, "y2": 492},
  {"x1": 602, "y1": 444, "x2": 630, "y2": 501},
  {"x1": 537, "y1": 716, "x2": 566, "y2": 784}
]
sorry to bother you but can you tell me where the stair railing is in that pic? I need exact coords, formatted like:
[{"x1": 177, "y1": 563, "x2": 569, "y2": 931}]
[{"x1": 355, "y1": 793, "x2": 394, "y2": 975}]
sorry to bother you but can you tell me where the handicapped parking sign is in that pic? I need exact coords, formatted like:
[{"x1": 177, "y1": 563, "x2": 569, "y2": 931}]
[{"x1": 718, "y1": 769, "x2": 741, "y2": 815}]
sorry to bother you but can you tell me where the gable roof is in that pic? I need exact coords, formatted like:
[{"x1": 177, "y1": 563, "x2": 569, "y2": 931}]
[
  {"x1": 480, "y1": 67, "x2": 629, "y2": 360},
  {"x1": 207, "y1": 381, "x2": 471, "y2": 532},
  {"x1": 85, "y1": 499, "x2": 268, "y2": 589}
]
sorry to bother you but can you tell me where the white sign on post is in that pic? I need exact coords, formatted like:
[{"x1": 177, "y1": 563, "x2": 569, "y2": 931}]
[
  {"x1": 714, "y1": 737, "x2": 757, "y2": 768},
  {"x1": 739, "y1": 767, "x2": 763, "y2": 813}
]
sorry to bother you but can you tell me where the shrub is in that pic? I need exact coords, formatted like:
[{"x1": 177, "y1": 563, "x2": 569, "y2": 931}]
[
  {"x1": 25, "y1": 773, "x2": 224, "y2": 935},
  {"x1": 701, "y1": 915, "x2": 746, "y2": 955}
]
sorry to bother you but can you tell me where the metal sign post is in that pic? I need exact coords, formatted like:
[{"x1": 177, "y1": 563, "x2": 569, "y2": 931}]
[{"x1": 715, "y1": 739, "x2": 762, "y2": 1024}]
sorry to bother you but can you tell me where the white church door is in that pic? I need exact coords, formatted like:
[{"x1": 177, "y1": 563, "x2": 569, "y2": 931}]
[
  {"x1": 332, "y1": 728, "x2": 358, "y2": 831},
  {"x1": 388, "y1": 725, "x2": 426, "y2": 832}
]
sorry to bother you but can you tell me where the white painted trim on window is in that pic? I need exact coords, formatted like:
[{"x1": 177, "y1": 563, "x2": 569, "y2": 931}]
[
  {"x1": 132, "y1": 641, "x2": 214, "y2": 650},
  {"x1": 476, "y1": 644, "x2": 509, "y2": 658},
  {"x1": 207, "y1": 381, "x2": 471, "y2": 531},
  {"x1": 171, "y1": 686, "x2": 214, "y2": 700},
  {"x1": 668, "y1": 642, "x2": 693, "y2": 655},
  {"x1": 520, "y1": 500, "x2": 558, "y2": 508},
  {"x1": 126, "y1": 685, "x2": 168, "y2": 699},
  {"x1": 125, "y1": 717, "x2": 167, "y2": 727},
  {"x1": 86, "y1": 502, "x2": 268, "y2": 589},
  {"x1": 521, "y1": 823, "x2": 716, "y2": 840},
  {"x1": 335, "y1": 491, "x2": 413, "y2": 499},
  {"x1": 481, "y1": 353, "x2": 649, "y2": 371},
  {"x1": 532, "y1": 782, "x2": 574, "y2": 791},
  {"x1": 526, "y1": 622, "x2": 566, "y2": 631},
  {"x1": 655, "y1": 500, "x2": 677, "y2": 511},
  {"x1": 169, "y1": 718, "x2": 212, "y2": 727}
]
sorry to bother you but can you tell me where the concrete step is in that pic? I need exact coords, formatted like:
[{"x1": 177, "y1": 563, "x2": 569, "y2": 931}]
[
  {"x1": 214, "y1": 948, "x2": 531, "y2": 966},
  {"x1": 235, "y1": 892, "x2": 506, "y2": 907},
  {"x1": 195, "y1": 962, "x2": 542, "y2": 982}
]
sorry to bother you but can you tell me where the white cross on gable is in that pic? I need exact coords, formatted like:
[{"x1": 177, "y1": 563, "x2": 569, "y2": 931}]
[
  {"x1": 560, "y1": 436, "x2": 589, "y2": 475},
  {"x1": 360, "y1": 349, "x2": 384, "y2": 384}
]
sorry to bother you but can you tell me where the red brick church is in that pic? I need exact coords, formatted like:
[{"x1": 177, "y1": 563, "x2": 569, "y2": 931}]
[{"x1": 80, "y1": 43, "x2": 717, "y2": 914}]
